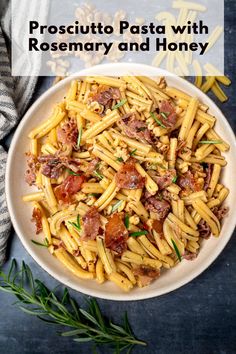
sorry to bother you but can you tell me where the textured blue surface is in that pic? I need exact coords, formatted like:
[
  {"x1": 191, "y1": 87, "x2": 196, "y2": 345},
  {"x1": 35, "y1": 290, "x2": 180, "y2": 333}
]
[{"x1": 0, "y1": 2, "x2": 236, "y2": 353}]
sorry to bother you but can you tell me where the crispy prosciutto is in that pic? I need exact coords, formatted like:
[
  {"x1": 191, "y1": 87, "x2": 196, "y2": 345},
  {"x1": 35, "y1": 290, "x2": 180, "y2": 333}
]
[
  {"x1": 85, "y1": 157, "x2": 100, "y2": 176},
  {"x1": 133, "y1": 266, "x2": 160, "y2": 287},
  {"x1": 91, "y1": 85, "x2": 121, "y2": 109},
  {"x1": 82, "y1": 206, "x2": 101, "y2": 240},
  {"x1": 158, "y1": 100, "x2": 177, "y2": 129},
  {"x1": 38, "y1": 155, "x2": 64, "y2": 179},
  {"x1": 118, "y1": 113, "x2": 153, "y2": 144},
  {"x1": 198, "y1": 220, "x2": 211, "y2": 239},
  {"x1": 25, "y1": 153, "x2": 39, "y2": 186},
  {"x1": 115, "y1": 159, "x2": 145, "y2": 189},
  {"x1": 212, "y1": 206, "x2": 229, "y2": 221},
  {"x1": 204, "y1": 164, "x2": 213, "y2": 191},
  {"x1": 105, "y1": 213, "x2": 128, "y2": 255},
  {"x1": 152, "y1": 219, "x2": 164, "y2": 236},
  {"x1": 31, "y1": 207, "x2": 42, "y2": 234},
  {"x1": 38, "y1": 154, "x2": 81, "y2": 178},
  {"x1": 54, "y1": 175, "x2": 85, "y2": 204},
  {"x1": 145, "y1": 198, "x2": 170, "y2": 220},
  {"x1": 183, "y1": 252, "x2": 198, "y2": 261},
  {"x1": 148, "y1": 169, "x2": 176, "y2": 190},
  {"x1": 57, "y1": 118, "x2": 78, "y2": 147},
  {"x1": 178, "y1": 170, "x2": 200, "y2": 193}
]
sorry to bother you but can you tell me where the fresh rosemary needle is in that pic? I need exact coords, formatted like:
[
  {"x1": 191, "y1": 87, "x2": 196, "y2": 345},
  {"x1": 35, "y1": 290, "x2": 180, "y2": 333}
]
[{"x1": 0, "y1": 260, "x2": 146, "y2": 353}]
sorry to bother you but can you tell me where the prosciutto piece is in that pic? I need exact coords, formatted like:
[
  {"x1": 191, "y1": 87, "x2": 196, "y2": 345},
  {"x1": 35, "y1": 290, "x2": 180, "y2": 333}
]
[
  {"x1": 158, "y1": 100, "x2": 177, "y2": 129},
  {"x1": 212, "y1": 206, "x2": 229, "y2": 221},
  {"x1": 204, "y1": 164, "x2": 213, "y2": 191},
  {"x1": 198, "y1": 220, "x2": 211, "y2": 239},
  {"x1": 82, "y1": 206, "x2": 101, "y2": 240},
  {"x1": 133, "y1": 266, "x2": 160, "y2": 287},
  {"x1": 148, "y1": 169, "x2": 176, "y2": 190},
  {"x1": 57, "y1": 118, "x2": 78, "y2": 147},
  {"x1": 38, "y1": 155, "x2": 64, "y2": 179},
  {"x1": 118, "y1": 113, "x2": 153, "y2": 144},
  {"x1": 38, "y1": 154, "x2": 81, "y2": 178},
  {"x1": 31, "y1": 207, "x2": 42, "y2": 234},
  {"x1": 91, "y1": 85, "x2": 121, "y2": 109},
  {"x1": 25, "y1": 153, "x2": 39, "y2": 186},
  {"x1": 145, "y1": 198, "x2": 170, "y2": 220},
  {"x1": 178, "y1": 170, "x2": 200, "y2": 193},
  {"x1": 85, "y1": 157, "x2": 100, "y2": 176},
  {"x1": 54, "y1": 175, "x2": 85, "y2": 204},
  {"x1": 105, "y1": 213, "x2": 128, "y2": 255},
  {"x1": 115, "y1": 159, "x2": 145, "y2": 189},
  {"x1": 152, "y1": 219, "x2": 164, "y2": 236}
]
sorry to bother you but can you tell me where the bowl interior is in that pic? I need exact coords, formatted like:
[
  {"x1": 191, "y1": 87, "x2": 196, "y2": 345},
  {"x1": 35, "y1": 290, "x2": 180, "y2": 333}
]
[{"x1": 6, "y1": 63, "x2": 236, "y2": 300}]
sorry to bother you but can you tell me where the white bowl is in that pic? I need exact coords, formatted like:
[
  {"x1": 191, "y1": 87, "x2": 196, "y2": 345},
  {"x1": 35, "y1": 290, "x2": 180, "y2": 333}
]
[{"x1": 6, "y1": 63, "x2": 236, "y2": 301}]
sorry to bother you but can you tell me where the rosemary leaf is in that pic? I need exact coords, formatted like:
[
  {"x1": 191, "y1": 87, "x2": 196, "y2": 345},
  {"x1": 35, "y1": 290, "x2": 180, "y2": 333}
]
[
  {"x1": 150, "y1": 112, "x2": 166, "y2": 129},
  {"x1": 129, "y1": 231, "x2": 148, "y2": 237},
  {"x1": 124, "y1": 215, "x2": 130, "y2": 229},
  {"x1": 0, "y1": 260, "x2": 146, "y2": 352},
  {"x1": 171, "y1": 239, "x2": 182, "y2": 262},
  {"x1": 112, "y1": 99, "x2": 127, "y2": 110},
  {"x1": 31, "y1": 239, "x2": 49, "y2": 248},
  {"x1": 130, "y1": 149, "x2": 137, "y2": 156}
]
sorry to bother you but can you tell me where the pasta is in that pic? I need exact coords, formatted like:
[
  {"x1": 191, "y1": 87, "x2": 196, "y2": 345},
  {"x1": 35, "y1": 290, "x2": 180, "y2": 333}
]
[{"x1": 24, "y1": 75, "x2": 229, "y2": 292}]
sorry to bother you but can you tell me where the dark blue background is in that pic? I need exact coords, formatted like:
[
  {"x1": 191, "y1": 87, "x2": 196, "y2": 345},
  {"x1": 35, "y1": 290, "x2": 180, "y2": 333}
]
[{"x1": 0, "y1": 1, "x2": 236, "y2": 353}]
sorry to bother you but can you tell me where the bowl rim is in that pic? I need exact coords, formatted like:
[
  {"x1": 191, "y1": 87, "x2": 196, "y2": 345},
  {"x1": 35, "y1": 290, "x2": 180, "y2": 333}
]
[{"x1": 6, "y1": 62, "x2": 236, "y2": 301}]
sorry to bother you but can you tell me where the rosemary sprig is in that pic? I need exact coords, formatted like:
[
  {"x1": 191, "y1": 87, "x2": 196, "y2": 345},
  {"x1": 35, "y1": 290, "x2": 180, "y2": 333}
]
[
  {"x1": 129, "y1": 149, "x2": 137, "y2": 157},
  {"x1": 150, "y1": 112, "x2": 166, "y2": 129},
  {"x1": 172, "y1": 175, "x2": 178, "y2": 183},
  {"x1": 171, "y1": 239, "x2": 182, "y2": 262},
  {"x1": 112, "y1": 99, "x2": 127, "y2": 110},
  {"x1": 68, "y1": 215, "x2": 81, "y2": 232},
  {"x1": 124, "y1": 215, "x2": 130, "y2": 229},
  {"x1": 31, "y1": 238, "x2": 49, "y2": 248},
  {"x1": 67, "y1": 169, "x2": 81, "y2": 176},
  {"x1": 129, "y1": 231, "x2": 148, "y2": 237},
  {"x1": 0, "y1": 260, "x2": 146, "y2": 353},
  {"x1": 94, "y1": 170, "x2": 104, "y2": 180}
]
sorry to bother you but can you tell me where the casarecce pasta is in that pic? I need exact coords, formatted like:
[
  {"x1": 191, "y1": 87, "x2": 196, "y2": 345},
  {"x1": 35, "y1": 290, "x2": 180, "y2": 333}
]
[{"x1": 23, "y1": 75, "x2": 229, "y2": 292}]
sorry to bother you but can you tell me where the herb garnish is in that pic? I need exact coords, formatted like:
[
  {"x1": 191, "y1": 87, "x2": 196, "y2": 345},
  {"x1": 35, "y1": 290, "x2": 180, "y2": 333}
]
[
  {"x1": 130, "y1": 231, "x2": 148, "y2": 237},
  {"x1": 77, "y1": 127, "x2": 83, "y2": 148},
  {"x1": 0, "y1": 260, "x2": 146, "y2": 352},
  {"x1": 31, "y1": 238, "x2": 49, "y2": 248},
  {"x1": 199, "y1": 140, "x2": 222, "y2": 144},
  {"x1": 112, "y1": 99, "x2": 127, "y2": 110},
  {"x1": 171, "y1": 239, "x2": 182, "y2": 262},
  {"x1": 130, "y1": 149, "x2": 137, "y2": 156},
  {"x1": 88, "y1": 193, "x2": 100, "y2": 197},
  {"x1": 124, "y1": 215, "x2": 130, "y2": 229},
  {"x1": 68, "y1": 215, "x2": 81, "y2": 232},
  {"x1": 172, "y1": 175, "x2": 178, "y2": 183},
  {"x1": 117, "y1": 157, "x2": 124, "y2": 162},
  {"x1": 150, "y1": 112, "x2": 167, "y2": 129},
  {"x1": 67, "y1": 169, "x2": 81, "y2": 176},
  {"x1": 111, "y1": 200, "x2": 123, "y2": 213},
  {"x1": 94, "y1": 171, "x2": 104, "y2": 180}
]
